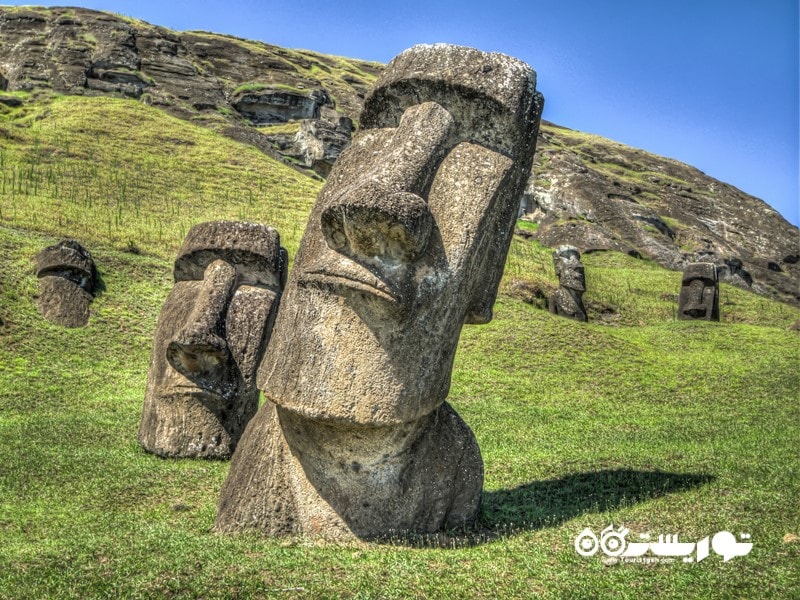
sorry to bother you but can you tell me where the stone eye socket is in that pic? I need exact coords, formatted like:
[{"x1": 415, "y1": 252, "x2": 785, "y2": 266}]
[{"x1": 320, "y1": 192, "x2": 433, "y2": 265}]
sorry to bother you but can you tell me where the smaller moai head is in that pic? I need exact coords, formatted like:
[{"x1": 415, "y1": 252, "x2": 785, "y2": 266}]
[
  {"x1": 550, "y1": 245, "x2": 588, "y2": 322},
  {"x1": 678, "y1": 262, "x2": 719, "y2": 321},
  {"x1": 34, "y1": 239, "x2": 97, "y2": 327},
  {"x1": 138, "y1": 221, "x2": 287, "y2": 458},
  {"x1": 553, "y1": 245, "x2": 586, "y2": 292}
]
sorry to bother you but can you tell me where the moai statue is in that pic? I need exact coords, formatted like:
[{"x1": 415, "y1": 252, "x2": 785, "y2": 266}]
[
  {"x1": 678, "y1": 262, "x2": 719, "y2": 321},
  {"x1": 215, "y1": 44, "x2": 544, "y2": 540},
  {"x1": 138, "y1": 221, "x2": 287, "y2": 459},
  {"x1": 550, "y1": 245, "x2": 588, "y2": 322},
  {"x1": 34, "y1": 240, "x2": 98, "y2": 327}
]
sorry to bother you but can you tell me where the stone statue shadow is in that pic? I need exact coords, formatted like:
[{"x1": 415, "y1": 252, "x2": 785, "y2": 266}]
[{"x1": 382, "y1": 469, "x2": 714, "y2": 548}]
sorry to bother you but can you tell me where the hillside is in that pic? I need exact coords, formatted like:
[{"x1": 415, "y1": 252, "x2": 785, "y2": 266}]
[
  {"x1": 0, "y1": 5, "x2": 797, "y2": 307},
  {"x1": 0, "y1": 96, "x2": 797, "y2": 597},
  {"x1": 0, "y1": 7, "x2": 798, "y2": 598}
]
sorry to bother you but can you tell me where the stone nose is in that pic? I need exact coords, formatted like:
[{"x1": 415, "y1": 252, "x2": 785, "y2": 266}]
[
  {"x1": 321, "y1": 188, "x2": 434, "y2": 265},
  {"x1": 320, "y1": 101, "x2": 455, "y2": 266},
  {"x1": 166, "y1": 260, "x2": 237, "y2": 388}
]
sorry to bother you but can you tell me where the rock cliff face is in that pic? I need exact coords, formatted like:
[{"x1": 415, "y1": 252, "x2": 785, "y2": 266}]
[
  {"x1": 0, "y1": 6, "x2": 379, "y2": 171},
  {"x1": 1, "y1": 6, "x2": 797, "y2": 305}
]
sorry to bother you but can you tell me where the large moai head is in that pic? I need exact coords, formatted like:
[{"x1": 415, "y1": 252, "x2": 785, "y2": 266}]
[
  {"x1": 34, "y1": 240, "x2": 98, "y2": 328},
  {"x1": 678, "y1": 262, "x2": 719, "y2": 321},
  {"x1": 138, "y1": 221, "x2": 287, "y2": 458},
  {"x1": 550, "y1": 245, "x2": 588, "y2": 322},
  {"x1": 257, "y1": 44, "x2": 544, "y2": 425}
]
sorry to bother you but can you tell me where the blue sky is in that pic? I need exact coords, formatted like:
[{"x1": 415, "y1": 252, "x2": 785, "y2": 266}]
[{"x1": 6, "y1": 1, "x2": 798, "y2": 225}]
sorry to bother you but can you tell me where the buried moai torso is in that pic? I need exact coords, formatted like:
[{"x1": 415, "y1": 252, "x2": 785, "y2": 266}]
[
  {"x1": 215, "y1": 44, "x2": 544, "y2": 540},
  {"x1": 34, "y1": 240, "x2": 98, "y2": 328},
  {"x1": 550, "y1": 245, "x2": 588, "y2": 322},
  {"x1": 137, "y1": 221, "x2": 287, "y2": 459},
  {"x1": 678, "y1": 262, "x2": 719, "y2": 321}
]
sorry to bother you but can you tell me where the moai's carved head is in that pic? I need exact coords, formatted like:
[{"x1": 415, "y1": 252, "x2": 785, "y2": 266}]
[
  {"x1": 257, "y1": 44, "x2": 543, "y2": 425},
  {"x1": 550, "y1": 245, "x2": 588, "y2": 322},
  {"x1": 138, "y1": 221, "x2": 287, "y2": 458},
  {"x1": 553, "y1": 245, "x2": 586, "y2": 292},
  {"x1": 678, "y1": 262, "x2": 719, "y2": 321},
  {"x1": 34, "y1": 240, "x2": 97, "y2": 328}
]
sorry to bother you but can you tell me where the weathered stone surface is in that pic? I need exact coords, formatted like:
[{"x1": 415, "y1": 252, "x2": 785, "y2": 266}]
[
  {"x1": 678, "y1": 262, "x2": 719, "y2": 321},
  {"x1": 550, "y1": 245, "x2": 588, "y2": 322},
  {"x1": 215, "y1": 44, "x2": 544, "y2": 540},
  {"x1": 232, "y1": 87, "x2": 332, "y2": 124},
  {"x1": 292, "y1": 107, "x2": 355, "y2": 176},
  {"x1": 33, "y1": 239, "x2": 97, "y2": 327},
  {"x1": 0, "y1": 6, "x2": 379, "y2": 163},
  {"x1": 138, "y1": 221, "x2": 287, "y2": 459}
]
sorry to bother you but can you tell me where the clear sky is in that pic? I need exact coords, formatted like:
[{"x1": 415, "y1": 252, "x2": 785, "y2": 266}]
[{"x1": 5, "y1": 1, "x2": 798, "y2": 225}]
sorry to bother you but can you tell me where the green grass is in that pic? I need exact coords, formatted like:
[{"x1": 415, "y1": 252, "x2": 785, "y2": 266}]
[
  {"x1": 0, "y1": 95, "x2": 798, "y2": 598},
  {"x1": 0, "y1": 94, "x2": 319, "y2": 261},
  {"x1": 232, "y1": 82, "x2": 308, "y2": 96}
]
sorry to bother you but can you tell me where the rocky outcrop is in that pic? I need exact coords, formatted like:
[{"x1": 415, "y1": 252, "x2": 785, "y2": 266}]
[{"x1": 0, "y1": 6, "x2": 379, "y2": 170}]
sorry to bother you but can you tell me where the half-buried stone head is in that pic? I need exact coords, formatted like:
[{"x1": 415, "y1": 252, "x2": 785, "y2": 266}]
[
  {"x1": 257, "y1": 44, "x2": 545, "y2": 426},
  {"x1": 550, "y1": 245, "x2": 588, "y2": 322},
  {"x1": 138, "y1": 221, "x2": 287, "y2": 459},
  {"x1": 34, "y1": 239, "x2": 98, "y2": 328},
  {"x1": 678, "y1": 262, "x2": 719, "y2": 321}
]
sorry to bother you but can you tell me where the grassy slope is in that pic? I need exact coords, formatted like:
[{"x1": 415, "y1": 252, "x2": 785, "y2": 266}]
[{"x1": 0, "y1": 96, "x2": 798, "y2": 599}]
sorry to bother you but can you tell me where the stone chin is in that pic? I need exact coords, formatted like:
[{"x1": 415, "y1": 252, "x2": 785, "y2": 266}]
[{"x1": 257, "y1": 280, "x2": 456, "y2": 426}]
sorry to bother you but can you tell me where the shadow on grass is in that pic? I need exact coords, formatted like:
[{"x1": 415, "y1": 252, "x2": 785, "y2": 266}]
[
  {"x1": 481, "y1": 468, "x2": 714, "y2": 531},
  {"x1": 379, "y1": 469, "x2": 713, "y2": 548}
]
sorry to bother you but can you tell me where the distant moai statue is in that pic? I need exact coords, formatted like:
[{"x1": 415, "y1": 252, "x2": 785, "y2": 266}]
[
  {"x1": 678, "y1": 262, "x2": 719, "y2": 321},
  {"x1": 138, "y1": 221, "x2": 287, "y2": 459},
  {"x1": 214, "y1": 44, "x2": 544, "y2": 540},
  {"x1": 550, "y1": 245, "x2": 588, "y2": 322},
  {"x1": 33, "y1": 239, "x2": 98, "y2": 327}
]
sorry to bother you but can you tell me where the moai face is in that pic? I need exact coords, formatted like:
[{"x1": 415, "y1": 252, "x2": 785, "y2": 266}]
[
  {"x1": 554, "y1": 246, "x2": 586, "y2": 292},
  {"x1": 34, "y1": 240, "x2": 97, "y2": 328},
  {"x1": 550, "y1": 245, "x2": 588, "y2": 322},
  {"x1": 257, "y1": 44, "x2": 544, "y2": 425},
  {"x1": 138, "y1": 221, "x2": 286, "y2": 458},
  {"x1": 678, "y1": 262, "x2": 719, "y2": 321}
]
